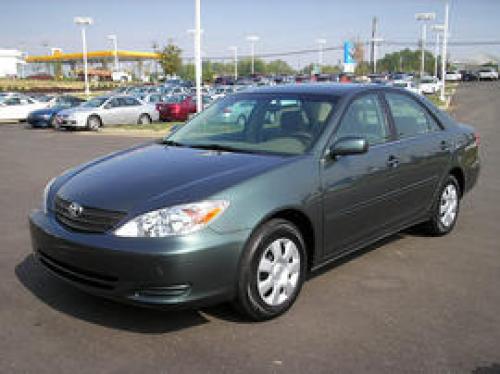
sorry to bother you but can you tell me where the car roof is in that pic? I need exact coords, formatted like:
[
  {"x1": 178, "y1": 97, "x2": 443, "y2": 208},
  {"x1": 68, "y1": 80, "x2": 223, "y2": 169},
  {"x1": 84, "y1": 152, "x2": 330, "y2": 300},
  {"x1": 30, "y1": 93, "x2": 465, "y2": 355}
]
[{"x1": 240, "y1": 83, "x2": 379, "y2": 96}]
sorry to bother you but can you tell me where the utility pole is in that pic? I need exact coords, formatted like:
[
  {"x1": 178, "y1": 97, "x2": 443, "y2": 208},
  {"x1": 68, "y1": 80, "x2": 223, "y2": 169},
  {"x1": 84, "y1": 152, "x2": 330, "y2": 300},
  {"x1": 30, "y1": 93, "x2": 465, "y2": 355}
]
[{"x1": 370, "y1": 17, "x2": 377, "y2": 73}]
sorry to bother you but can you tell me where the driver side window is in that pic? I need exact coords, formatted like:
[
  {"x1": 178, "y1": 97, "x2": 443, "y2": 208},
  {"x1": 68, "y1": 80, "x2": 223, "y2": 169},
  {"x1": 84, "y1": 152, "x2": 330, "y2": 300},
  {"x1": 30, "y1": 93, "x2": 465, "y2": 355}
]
[{"x1": 334, "y1": 94, "x2": 390, "y2": 146}]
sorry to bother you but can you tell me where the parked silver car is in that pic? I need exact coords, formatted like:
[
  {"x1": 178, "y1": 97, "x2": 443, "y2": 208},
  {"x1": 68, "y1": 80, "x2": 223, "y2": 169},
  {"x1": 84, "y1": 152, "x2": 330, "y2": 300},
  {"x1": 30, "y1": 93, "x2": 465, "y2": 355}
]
[{"x1": 56, "y1": 95, "x2": 159, "y2": 130}]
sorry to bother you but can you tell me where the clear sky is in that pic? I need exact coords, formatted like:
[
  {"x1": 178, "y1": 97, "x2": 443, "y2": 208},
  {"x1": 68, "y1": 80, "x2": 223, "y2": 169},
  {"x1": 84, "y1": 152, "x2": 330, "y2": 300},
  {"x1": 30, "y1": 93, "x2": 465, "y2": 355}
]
[{"x1": 1, "y1": 0, "x2": 500, "y2": 67}]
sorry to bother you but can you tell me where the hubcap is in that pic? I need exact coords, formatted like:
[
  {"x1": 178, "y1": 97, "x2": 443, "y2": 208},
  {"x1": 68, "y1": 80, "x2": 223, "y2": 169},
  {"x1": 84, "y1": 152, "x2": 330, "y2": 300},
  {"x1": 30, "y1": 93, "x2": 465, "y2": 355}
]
[
  {"x1": 439, "y1": 184, "x2": 458, "y2": 227},
  {"x1": 257, "y1": 238, "x2": 300, "y2": 306}
]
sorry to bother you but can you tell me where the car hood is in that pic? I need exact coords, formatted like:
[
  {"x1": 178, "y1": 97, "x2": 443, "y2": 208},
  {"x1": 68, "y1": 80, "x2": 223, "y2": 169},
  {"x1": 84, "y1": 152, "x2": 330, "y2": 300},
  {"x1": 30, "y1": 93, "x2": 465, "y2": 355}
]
[
  {"x1": 56, "y1": 143, "x2": 293, "y2": 213},
  {"x1": 31, "y1": 107, "x2": 65, "y2": 116}
]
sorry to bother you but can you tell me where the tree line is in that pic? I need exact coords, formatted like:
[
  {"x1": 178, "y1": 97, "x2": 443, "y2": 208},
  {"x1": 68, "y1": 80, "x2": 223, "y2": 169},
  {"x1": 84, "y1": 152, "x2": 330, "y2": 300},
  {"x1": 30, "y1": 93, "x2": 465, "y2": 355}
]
[{"x1": 156, "y1": 41, "x2": 442, "y2": 82}]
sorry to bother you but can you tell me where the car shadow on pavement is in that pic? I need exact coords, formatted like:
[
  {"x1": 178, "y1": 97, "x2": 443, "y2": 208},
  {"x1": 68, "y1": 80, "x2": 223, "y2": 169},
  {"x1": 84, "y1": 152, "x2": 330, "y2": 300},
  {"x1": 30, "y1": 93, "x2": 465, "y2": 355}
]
[{"x1": 15, "y1": 254, "x2": 214, "y2": 334}]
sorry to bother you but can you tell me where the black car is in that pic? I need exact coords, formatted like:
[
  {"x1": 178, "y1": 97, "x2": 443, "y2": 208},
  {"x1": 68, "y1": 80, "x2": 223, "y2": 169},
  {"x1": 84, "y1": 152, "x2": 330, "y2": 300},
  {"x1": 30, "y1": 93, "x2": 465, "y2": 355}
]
[
  {"x1": 461, "y1": 70, "x2": 480, "y2": 81},
  {"x1": 29, "y1": 84, "x2": 480, "y2": 320},
  {"x1": 27, "y1": 96, "x2": 85, "y2": 128}
]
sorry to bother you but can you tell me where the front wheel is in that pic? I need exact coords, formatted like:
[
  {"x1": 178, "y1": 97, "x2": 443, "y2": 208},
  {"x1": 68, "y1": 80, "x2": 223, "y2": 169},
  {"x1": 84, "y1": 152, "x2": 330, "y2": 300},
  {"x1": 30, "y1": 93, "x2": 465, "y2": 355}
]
[
  {"x1": 86, "y1": 115, "x2": 101, "y2": 131},
  {"x1": 234, "y1": 219, "x2": 307, "y2": 321},
  {"x1": 138, "y1": 114, "x2": 152, "y2": 125},
  {"x1": 422, "y1": 175, "x2": 460, "y2": 236}
]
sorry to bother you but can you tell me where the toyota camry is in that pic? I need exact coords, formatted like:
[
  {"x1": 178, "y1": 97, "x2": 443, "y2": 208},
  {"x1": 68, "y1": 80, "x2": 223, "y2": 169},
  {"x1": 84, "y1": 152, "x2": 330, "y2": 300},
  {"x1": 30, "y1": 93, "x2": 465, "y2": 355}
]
[{"x1": 29, "y1": 84, "x2": 480, "y2": 320}]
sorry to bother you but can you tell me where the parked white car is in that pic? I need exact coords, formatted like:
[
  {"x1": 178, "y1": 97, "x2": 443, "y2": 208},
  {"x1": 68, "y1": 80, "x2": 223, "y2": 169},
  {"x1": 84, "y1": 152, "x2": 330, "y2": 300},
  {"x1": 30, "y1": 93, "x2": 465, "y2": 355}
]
[
  {"x1": 445, "y1": 71, "x2": 462, "y2": 81},
  {"x1": 391, "y1": 80, "x2": 422, "y2": 95},
  {"x1": 0, "y1": 95, "x2": 48, "y2": 121},
  {"x1": 478, "y1": 68, "x2": 499, "y2": 80},
  {"x1": 419, "y1": 77, "x2": 442, "y2": 94},
  {"x1": 56, "y1": 95, "x2": 159, "y2": 130}
]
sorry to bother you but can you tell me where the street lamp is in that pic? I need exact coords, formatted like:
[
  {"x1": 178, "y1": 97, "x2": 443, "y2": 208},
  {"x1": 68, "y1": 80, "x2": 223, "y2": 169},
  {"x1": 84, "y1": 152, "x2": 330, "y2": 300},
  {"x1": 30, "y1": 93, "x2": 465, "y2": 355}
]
[
  {"x1": 74, "y1": 16, "x2": 93, "y2": 96},
  {"x1": 440, "y1": 2, "x2": 449, "y2": 101},
  {"x1": 371, "y1": 37, "x2": 384, "y2": 73},
  {"x1": 431, "y1": 24, "x2": 445, "y2": 78},
  {"x1": 415, "y1": 12, "x2": 436, "y2": 77},
  {"x1": 228, "y1": 46, "x2": 238, "y2": 80},
  {"x1": 315, "y1": 38, "x2": 326, "y2": 73},
  {"x1": 107, "y1": 34, "x2": 119, "y2": 71},
  {"x1": 246, "y1": 35, "x2": 259, "y2": 75}
]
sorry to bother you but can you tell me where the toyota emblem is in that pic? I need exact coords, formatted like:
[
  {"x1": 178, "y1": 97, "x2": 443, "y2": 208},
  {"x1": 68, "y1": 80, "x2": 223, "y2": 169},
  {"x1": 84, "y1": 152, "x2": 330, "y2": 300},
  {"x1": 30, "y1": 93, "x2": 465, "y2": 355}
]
[{"x1": 68, "y1": 202, "x2": 83, "y2": 218}]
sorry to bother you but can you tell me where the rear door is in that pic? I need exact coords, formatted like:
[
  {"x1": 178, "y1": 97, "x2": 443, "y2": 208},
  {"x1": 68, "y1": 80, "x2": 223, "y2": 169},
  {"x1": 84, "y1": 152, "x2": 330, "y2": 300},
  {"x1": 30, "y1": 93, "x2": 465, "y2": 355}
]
[
  {"x1": 122, "y1": 97, "x2": 143, "y2": 124},
  {"x1": 99, "y1": 98, "x2": 123, "y2": 125},
  {"x1": 321, "y1": 93, "x2": 402, "y2": 257},
  {"x1": 383, "y1": 92, "x2": 452, "y2": 221}
]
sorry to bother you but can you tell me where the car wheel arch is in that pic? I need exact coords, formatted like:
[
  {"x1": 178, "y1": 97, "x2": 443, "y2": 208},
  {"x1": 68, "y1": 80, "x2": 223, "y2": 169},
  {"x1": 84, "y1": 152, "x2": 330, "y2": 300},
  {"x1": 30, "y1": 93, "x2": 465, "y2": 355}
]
[
  {"x1": 449, "y1": 166, "x2": 465, "y2": 196},
  {"x1": 249, "y1": 207, "x2": 316, "y2": 272}
]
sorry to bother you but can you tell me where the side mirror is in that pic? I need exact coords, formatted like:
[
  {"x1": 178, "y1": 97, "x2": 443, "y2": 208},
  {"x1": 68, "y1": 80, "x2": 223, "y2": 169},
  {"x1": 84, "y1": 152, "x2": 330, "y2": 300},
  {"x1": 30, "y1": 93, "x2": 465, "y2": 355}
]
[
  {"x1": 103, "y1": 103, "x2": 112, "y2": 109},
  {"x1": 329, "y1": 136, "x2": 369, "y2": 157}
]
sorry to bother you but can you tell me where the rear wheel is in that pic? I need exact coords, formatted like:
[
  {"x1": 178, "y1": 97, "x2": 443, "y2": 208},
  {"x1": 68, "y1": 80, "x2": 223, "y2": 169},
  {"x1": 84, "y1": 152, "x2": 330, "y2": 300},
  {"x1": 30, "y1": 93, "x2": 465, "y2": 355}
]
[
  {"x1": 138, "y1": 114, "x2": 152, "y2": 125},
  {"x1": 422, "y1": 175, "x2": 460, "y2": 236},
  {"x1": 234, "y1": 219, "x2": 307, "y2": 321},
  {"x1": 87, "y1": 115, "x2": 101, "y2": 131}
]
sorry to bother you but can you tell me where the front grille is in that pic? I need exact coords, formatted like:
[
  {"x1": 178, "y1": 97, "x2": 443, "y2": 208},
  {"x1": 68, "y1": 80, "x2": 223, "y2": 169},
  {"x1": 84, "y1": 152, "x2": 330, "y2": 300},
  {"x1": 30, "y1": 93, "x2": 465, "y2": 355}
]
[
  {"x1": 54, "y1": 195, "x2": 126, "y2": 233},
  {"x1": 38, "y1": 250, "x2": 118, "y2": 290}
]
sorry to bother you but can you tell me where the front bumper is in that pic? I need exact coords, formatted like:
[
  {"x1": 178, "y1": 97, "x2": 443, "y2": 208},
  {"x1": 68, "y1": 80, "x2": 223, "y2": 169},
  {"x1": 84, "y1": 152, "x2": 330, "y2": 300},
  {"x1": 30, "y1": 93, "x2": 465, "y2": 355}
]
[
  {"x1": 56, "y1": 116, "x2": 86, "y2": 128},
  {"x1": 29, "y1": 209, "x2": 249, "y2": 308},
  {"x1": 27, "y1": 115, "x2": 51, "y2": 127}
]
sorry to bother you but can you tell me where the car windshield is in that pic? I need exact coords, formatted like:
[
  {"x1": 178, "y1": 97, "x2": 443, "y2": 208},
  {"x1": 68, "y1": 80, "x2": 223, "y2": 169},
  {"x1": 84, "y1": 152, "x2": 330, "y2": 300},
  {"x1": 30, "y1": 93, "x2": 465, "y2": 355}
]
[
  {"x1": 82, "y1": 97, "x2": 108, "y2": 108},
  {"x1": 166, "y1": 93, "x2": 339, "y2": 156},
  {"x1": 420, "y1": 78, "x2": 434, "y2": 83},
  {"x1": 163, "y1": 96, "x2": 184, "y2": 103}
]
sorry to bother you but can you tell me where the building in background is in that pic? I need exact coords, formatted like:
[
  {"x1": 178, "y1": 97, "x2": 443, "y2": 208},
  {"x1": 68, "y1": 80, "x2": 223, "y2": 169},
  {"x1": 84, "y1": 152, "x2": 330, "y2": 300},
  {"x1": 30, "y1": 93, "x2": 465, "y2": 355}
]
[{"x1": 0, "y1": 49, "x2": 25, "y2": 78}]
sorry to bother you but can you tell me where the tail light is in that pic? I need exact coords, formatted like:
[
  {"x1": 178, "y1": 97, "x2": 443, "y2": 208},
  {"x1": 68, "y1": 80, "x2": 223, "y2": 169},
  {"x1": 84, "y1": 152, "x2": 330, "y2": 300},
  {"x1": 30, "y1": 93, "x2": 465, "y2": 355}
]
[{"x1": 474, "y1": 132, "x2": 480, "y2": 146}]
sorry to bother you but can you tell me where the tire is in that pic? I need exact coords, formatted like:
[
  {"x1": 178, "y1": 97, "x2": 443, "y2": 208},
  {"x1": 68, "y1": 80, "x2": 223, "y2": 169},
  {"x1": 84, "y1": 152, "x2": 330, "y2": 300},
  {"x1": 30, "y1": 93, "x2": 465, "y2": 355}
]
[
  {"x1": 138, "y1": 114, "x2": 152, "y2": 125},
  {"x1": 422, "y1": 175, "x2": 461, "y2": 236},
  {"x1": 234, "y1": 219, "x2": 307, "y2": 321},
  {"x1": 87, "y1": 115, "x2": 101, "y2": 131},
  {"x1": 50, "y1": 115, "x2": 58, "y2": 128}
]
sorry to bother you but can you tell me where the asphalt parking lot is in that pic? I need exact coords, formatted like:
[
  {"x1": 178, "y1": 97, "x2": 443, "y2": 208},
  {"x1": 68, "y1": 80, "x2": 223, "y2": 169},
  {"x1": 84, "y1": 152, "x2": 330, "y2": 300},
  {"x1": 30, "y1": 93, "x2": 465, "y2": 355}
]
[{"x1": 1, "y1": 82, "x2": 499, "y2": 373}]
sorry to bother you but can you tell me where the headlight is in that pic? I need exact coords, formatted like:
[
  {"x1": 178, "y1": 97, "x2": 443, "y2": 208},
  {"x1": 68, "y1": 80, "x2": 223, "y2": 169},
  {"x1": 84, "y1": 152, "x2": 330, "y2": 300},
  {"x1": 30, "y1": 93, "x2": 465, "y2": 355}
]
[
  {"x1": 114, "y1": 200, "x2": 229, "y2": 237},
  {"x1": 42, "y1": 177, "x2": 56, "y2": 214}
]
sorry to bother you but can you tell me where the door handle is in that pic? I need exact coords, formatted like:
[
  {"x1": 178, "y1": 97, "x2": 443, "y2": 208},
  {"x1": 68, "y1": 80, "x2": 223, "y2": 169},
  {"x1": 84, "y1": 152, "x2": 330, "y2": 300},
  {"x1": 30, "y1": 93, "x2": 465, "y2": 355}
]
[
  {"x1": 440, "y1": 140, "x2": 451, "y2": 151},
  {"x1": 387, "y1": 155, "x2": 399, "y2": 168}
]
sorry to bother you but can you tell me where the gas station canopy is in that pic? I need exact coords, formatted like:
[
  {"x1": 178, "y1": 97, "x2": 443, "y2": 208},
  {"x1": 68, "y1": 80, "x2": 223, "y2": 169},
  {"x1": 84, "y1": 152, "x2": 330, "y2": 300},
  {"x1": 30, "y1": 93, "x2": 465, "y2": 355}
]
[{"x1": 25, "y1": 50, "x2": 160, "y2": 63}]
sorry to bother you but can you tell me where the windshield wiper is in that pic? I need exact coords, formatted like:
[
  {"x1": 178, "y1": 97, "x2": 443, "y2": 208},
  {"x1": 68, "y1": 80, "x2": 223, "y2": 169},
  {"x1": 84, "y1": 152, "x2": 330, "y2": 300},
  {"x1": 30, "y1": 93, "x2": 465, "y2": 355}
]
[
  {"x1": 188, "y1": 143, "x2": 258, "y2": 154},
  {"x1": 162, "y1": 139, "x2": 187, "y2": 147}
]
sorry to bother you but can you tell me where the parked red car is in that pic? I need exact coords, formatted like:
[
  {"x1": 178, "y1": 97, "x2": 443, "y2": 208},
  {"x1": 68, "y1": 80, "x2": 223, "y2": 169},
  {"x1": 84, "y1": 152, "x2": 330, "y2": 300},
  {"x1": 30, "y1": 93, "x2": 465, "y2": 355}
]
[{"x1": 156, "y1": 95, "x2": 196, "y2": 122}]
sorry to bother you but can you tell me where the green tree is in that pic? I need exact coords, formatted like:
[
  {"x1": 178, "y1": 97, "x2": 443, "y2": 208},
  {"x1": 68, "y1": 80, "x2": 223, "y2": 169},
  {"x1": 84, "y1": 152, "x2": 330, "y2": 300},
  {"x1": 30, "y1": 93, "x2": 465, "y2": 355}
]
[
  {"x1": 158, "y1": 42, "x2": 182, "y2": 76},
  {"x1": 265, "y1": 59, "x2": 294, "y2": 75},
  {"x1": 377, "y1": 48, "x2": 435, "y2": 75}
]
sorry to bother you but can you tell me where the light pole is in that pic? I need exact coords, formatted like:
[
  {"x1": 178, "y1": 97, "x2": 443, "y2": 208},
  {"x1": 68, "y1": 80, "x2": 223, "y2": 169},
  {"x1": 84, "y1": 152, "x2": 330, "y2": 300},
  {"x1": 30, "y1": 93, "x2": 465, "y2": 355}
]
[
  {"x1": 415, "y1": 12, "x2": 436, "y2": 77},
  {"x1": 431, "y1": 24, "x2": 445, "y2": 78},
  {"x1": 107, "y1": 34, "x2": 119, "y2": 71},
  {"x1": 74, "y1": 17, "x2": 93, "y2": 96},
  {"x1": 246, "y1": 35, "x2": 259, "y2": 75},
  {"x1": 194, "y1": 0, "x2": 202, "y2": 113},
  {"x1": 228, "y1": 46, "x2": 238, "y2": 80},
  {"x1": 315, "y1": 38, "x2": 326, "y2": 73},
  {"x1": 371, "y1": 37, "x2": 384, "y2": 73},
  {"x1": 440, "y1": 2, "x2": 449, "y2": 101}
]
